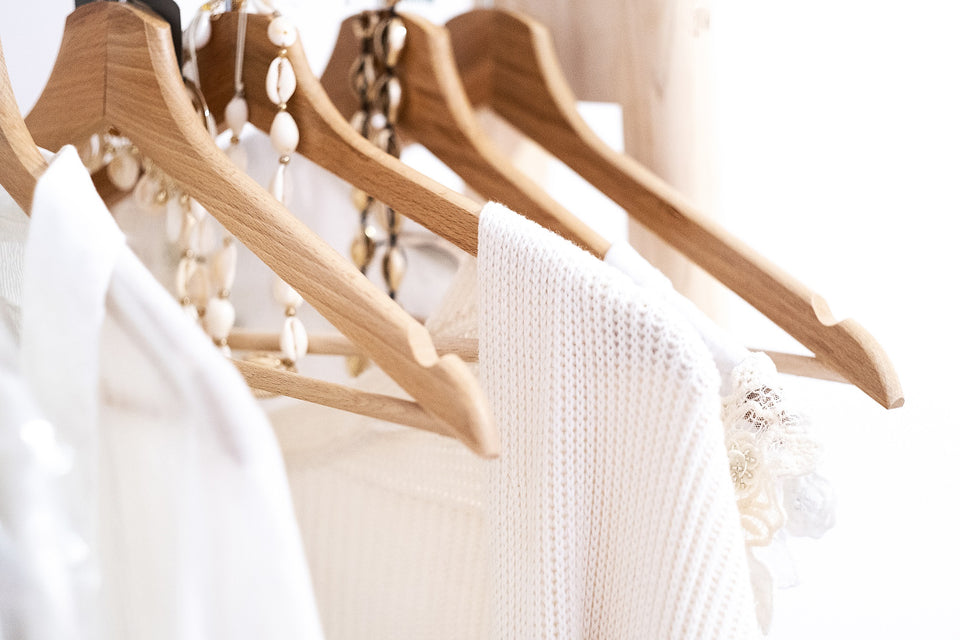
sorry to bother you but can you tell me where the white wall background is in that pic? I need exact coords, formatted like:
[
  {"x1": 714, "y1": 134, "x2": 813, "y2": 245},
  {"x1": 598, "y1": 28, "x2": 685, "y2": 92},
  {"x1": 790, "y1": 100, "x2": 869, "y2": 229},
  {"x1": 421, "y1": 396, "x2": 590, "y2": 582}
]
[
  {"x1": 711, "y1": 2, "x2": 960, "y2": 637},
  {"x1": 1, "y1": 1, "x2": 957, "y2": 637}
]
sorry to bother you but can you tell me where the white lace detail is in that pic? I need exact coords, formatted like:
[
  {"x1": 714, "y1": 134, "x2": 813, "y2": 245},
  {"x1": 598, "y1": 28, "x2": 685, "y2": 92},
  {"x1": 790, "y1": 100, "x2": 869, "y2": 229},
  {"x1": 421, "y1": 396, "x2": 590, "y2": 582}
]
[
  {"x1": 724, "y1": 353, "x2": 823, "y2": 481},
  {"x1": 728, "y1": 428, "x2": 784, "y2": 546},
  {"x1": 722, "y1": 352, "x2": 836, "y2": 632}
]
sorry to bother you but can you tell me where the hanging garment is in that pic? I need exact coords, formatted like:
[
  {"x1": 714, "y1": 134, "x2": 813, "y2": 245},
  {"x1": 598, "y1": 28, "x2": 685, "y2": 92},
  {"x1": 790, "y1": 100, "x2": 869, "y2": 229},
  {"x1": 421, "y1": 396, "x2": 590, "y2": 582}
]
[
  {"x1": 477, "y1": 203, "x2": 757, "y2": 638},
  {"x1": 0, "y1": 147, "x2": 324, "y2": 640},
  {"x1": 109, "y1": 127, "x2": 462, "y2": 388},
  {"x1": 464, "y1": 105, "x2": 835, "y2": 632},
  {"x1": 273, "y1": 202, "x2": 761, "y2": 639},
  {"x1": 604, "y1": 241, "x2": 836, "y2": 631},
  {"x1": 0, "y1": 309, "x2": 84, "y2": 640}
]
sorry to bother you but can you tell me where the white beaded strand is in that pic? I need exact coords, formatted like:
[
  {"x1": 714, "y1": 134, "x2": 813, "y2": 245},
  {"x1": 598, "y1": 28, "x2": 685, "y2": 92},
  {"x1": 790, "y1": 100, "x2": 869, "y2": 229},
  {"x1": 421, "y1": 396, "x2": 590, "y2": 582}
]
[{"x1": 264, "y1": 10, "x2": 306, "y2": 372}]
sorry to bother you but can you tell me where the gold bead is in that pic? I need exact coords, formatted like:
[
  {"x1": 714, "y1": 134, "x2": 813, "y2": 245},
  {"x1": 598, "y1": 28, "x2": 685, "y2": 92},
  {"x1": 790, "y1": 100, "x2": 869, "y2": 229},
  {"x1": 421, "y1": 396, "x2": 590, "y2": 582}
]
[
  {"x1": 351, "y1": 11, "x2": 379, "y2": 40},
  {"x1": 374, "y1": 17, "x2": 407, "y2": 68},
  {"x1": 351, "y1": 187, "x2": 370, "y2": 212},
  {"x1": 349, "y1": 110, "x2": 369, "y2": 135},
  {"x1": 373, "y1": 126, "x2": 401, "y2": 157},
  {"x1": 350, "y1": 227, "x2": 377, "y2": 270},
  {"x1": 376, "y1": 205, "x2": 404, "y2": 235},
  {"x1": 348, "y1": 53, "x2": 377, "y2": 100},
  {"x1": 374, "y1": 76, "x2": 403, "y2": 124},
  {"x1": 346, "y1": 354, "x2": 370, "y2": 378},
  {"x1": 382, "y1": 245, "x2": 406, "y2": 291}
]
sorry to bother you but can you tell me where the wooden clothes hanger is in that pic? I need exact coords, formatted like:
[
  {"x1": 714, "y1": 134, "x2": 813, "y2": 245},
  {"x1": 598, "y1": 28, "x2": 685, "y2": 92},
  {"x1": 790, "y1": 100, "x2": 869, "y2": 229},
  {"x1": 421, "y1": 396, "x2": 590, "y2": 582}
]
[
  {"x1": 24, "y1": 1, "x2": 498, "y2": 457},
  {"x1": 320, "y1": 10, "x2": 610, "y2": 256},
  {"x1": 444, "y1": 9, "x2": 903, "y2": 410},
  {"x1": 195, "y1": 10, "x2": 485, "y2": 255},
  {"x1": 0, "y1": 40, "x2": 46, "y2": 214}
]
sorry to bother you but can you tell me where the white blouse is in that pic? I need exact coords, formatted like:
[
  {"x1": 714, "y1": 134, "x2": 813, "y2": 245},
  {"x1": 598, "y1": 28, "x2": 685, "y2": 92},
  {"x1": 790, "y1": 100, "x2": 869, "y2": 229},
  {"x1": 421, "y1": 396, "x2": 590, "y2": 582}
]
[{"x1": 0, "y1": 147, "x2": 324, "y2": 640}]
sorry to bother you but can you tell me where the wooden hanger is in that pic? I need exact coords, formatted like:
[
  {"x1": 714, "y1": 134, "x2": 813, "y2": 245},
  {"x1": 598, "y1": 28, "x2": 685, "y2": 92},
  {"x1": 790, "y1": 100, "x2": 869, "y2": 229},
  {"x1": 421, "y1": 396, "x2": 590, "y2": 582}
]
[
  {"x1": 320, "y1": 11, "x2": 610, "y2": 256},
  {"x1": 195, "y1": 10, "x2": 485, "y2": 255},
  {"x1": 445, "y1": 9, "x2": 903, "y2": 410},
  {"x1": 227, "y1": 329, "x2": 855, "y2": 384},
  {"x1": 24, "y1": 2, "x2": 498, "y2": 456},
  {"x1": 0, "y1": 40, "x2": 46, "y2": 214}
]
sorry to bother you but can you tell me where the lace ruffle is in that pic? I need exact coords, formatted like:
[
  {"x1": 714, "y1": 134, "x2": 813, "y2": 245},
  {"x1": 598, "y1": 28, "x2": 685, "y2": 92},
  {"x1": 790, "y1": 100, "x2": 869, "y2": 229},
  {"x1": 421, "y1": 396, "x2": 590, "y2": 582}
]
[
  {"x1": 722, "y1": 352, "x2": 836, "y2": 632},
  {"x1": 722, "y1": 352, "x2": 833, "y2": 545}
]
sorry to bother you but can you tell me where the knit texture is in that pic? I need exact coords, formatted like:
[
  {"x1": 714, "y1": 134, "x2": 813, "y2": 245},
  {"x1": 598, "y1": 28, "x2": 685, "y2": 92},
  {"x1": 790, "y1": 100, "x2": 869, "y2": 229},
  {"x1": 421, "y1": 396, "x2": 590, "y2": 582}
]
[
  {"x1": 272, "y1": 202, "x2": 760, "y2": 639},
  {"x1": 271, "y1": 260, "x2": 488, "y2": 640},
  {"x1": 478, "y1": 203, "x2": 759, "y2": 639},
  {"x1": 273, "y1": 401, "x2": 489, "y2": 640}
]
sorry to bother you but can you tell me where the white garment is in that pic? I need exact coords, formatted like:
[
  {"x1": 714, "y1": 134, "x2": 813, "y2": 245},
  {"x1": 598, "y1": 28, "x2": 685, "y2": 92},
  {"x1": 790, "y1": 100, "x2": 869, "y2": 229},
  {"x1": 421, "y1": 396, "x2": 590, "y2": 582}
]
[
  {"x1": 274, "y1": 202, "x2": 760, "y2": 639},
  {"x1": 0, "y1": 309, "x2": 81, "y2": 640},
  {"x1": 478, "y1": 203, "x2": 758, "y2": 638},
  {"x1": 110, "y1": 127, "x2": 463, "y2": 394},
  {"x1": 0, "y1": 147, "x2": 323, "y2": 640},
  {"x1": 605, "y1": 240, "x2": 746, "y2": 381},
  {"x1": 605, "y1": 241, "x2": 835, "y2": 632}
]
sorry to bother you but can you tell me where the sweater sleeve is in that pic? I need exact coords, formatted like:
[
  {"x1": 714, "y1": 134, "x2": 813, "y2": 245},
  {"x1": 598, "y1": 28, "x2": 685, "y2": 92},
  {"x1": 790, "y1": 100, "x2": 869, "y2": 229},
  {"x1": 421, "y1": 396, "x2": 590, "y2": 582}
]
[{"x1": 478, "y1": 202, "x2": 761, "y2": 639}]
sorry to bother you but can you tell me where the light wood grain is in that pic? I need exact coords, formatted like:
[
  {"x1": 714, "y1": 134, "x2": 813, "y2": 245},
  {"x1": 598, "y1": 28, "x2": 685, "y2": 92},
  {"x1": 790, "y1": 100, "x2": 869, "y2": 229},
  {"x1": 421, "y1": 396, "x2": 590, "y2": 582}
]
[
  {"x1": 24, "y1": 3, "x2": 498, "y2": 456},
  {"x1": 490, "y1": 0, "x2": 721, "y2": 312},
  {"x1": 321, "y1": 12, "x2": 610, "y2": 257},
  {"x1": 764, "y1": 351, "x2": 849, "y2": 384},
  {"x1": 197, "y1": 12, "x2": 483, "y2": 255},
  {"x1": 230, "y1": 329, "x2": 846, "y2": 382},
  {"x1": 232, "y1": 360, "x2": 476, "y2": 449},
  {"x1": 229, "y1": 329, "x2": 480, "y2": 362},
  {"x1": 446, "y1": 9, "x2": 903, "y2": 410},
  {"x1": 0, "y1": 40, "x2": 46, "y2": 214}
]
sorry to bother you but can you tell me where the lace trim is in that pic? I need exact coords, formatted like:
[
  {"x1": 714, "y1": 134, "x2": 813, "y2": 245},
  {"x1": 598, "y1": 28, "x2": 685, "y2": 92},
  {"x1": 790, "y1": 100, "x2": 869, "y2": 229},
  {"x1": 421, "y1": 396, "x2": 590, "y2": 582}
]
[
  {"x1": 722, "y1": 352, "x2": 836, "y2": 632},
  {"x1": 723, "y1": 352, "x2": 833, "y2": 544}
]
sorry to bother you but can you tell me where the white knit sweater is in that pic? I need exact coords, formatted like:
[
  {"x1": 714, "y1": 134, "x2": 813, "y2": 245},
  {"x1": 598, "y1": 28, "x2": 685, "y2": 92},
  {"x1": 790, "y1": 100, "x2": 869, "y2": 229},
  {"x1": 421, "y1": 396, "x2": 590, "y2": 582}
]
[
  {"x1": 477, "y1": 203, "x2": 758, "y2": 638},
  {"x1": 274, "y1": 202, "x2": 760, "y2": 639}
]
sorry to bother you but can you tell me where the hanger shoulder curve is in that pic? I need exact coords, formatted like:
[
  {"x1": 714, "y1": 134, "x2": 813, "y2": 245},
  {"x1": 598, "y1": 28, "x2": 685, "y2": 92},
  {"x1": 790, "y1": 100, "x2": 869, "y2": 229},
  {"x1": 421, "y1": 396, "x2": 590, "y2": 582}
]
[
  {"x1": 25, "y1": 2, "x2": 498, "y2": 454},
  {"x1": 0, "y1": 41, "x2": 46, "y2": 214},
  {"x1": 447, "y1": 9, "x2": 902, "y2": 410},
  {"x1": 321, "y1": 11, "x2": 610, "y2": 257}
]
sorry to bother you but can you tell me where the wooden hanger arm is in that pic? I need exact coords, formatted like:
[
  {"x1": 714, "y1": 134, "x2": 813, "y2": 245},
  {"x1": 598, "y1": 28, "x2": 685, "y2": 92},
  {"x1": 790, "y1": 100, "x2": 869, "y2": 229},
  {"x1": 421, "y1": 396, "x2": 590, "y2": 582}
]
[
  {"x1": 233, "y1": 360, "x2": 486, "y2": 450},
  {"x1": 229, "y1": 329, "x2": 480, "y2": 361},
  {"x1": 448, "y1": 9, "x2": 903, "y2": 410},
  {"x1": 229, "y1": 329, "x2": 851, "y2": 384},
  {"x1": 320, "y1": 12, "x2": 610, "y2": 257},
  {"x1": 0, "y1": 41, "x2": 46, "y2": 214},
  {"x1": 24, "y1": 3, "x2": 498, "y2": 452}
]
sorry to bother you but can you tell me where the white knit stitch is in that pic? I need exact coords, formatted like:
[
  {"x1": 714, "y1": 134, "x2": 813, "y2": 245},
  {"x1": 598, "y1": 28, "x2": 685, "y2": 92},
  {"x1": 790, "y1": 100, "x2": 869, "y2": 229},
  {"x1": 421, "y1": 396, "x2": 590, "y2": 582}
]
[
  {"x1": 274, "y1": 203, "x2": 761, "y2": 639},
  {"x1": 478, "y1": 203, "x2": 759, "y2": 639}
]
